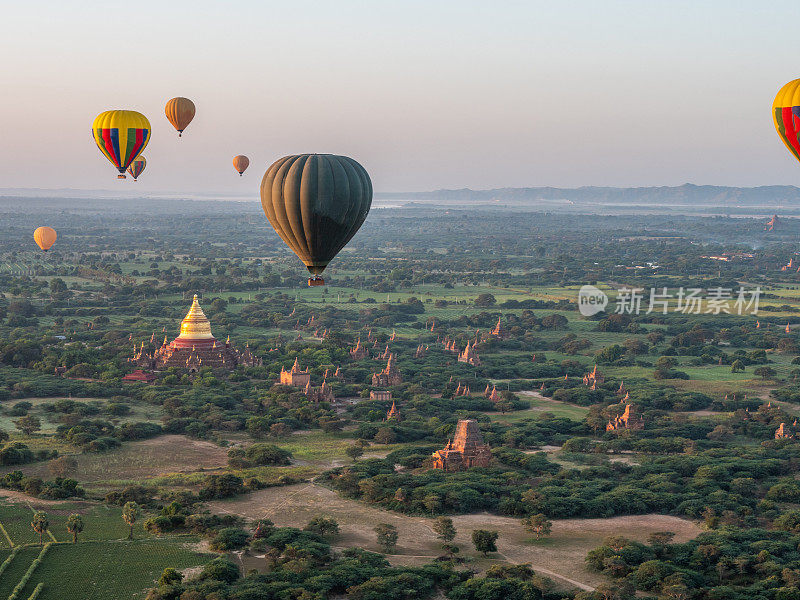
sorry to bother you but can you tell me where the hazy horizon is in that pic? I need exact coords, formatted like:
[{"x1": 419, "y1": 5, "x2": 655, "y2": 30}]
[{"x1": 2, "y1": 1, "x2": 800, "y2": 195}]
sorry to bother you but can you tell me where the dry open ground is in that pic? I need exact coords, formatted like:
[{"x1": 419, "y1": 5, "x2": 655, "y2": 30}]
[
  {"x1": 208, "y1": 482, "x2": 702, "y2": 591},
  {"x1": 0, "y1": 434, "x2": 229, "y2": 484}
]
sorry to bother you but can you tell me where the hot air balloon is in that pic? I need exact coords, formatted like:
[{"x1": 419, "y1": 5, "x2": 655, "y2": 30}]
[
  {"x1": 128, "y1": 155, "x2": 147, "y2": 181},
  {"x1": 233, "y1": 155, "x2": 250, "y2": 176},
  {"x1": 92, "y1": 110, "x2": 151, "y2": 179},
  {"x1": 260, "y1": 154, "x2": 372, "y2": 286},
  {"x1": 774, "y1": 78, "x2": 800, "y2": 165},
  {"x1": 165, "y1": 97, "x2": 195, "y2": 137},
  {"x1": 33, "y1": 227, "x2": 57, "y2": 252}
]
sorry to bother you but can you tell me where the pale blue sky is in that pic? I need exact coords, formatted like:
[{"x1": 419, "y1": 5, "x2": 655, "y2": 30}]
[{"x1": 0, "y1": 1, "x2": 799, "y2": 194}]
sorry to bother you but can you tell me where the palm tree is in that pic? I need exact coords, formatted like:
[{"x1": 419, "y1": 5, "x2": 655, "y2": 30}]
[
  {"x1": 31, "y1": 511, "x2": 49, "y2": 546},
  {"x1": 66, "y1": 514, "x2": 84, "y2": 544},
  {"x1": 122, "y1": 502, "x2": 138, "y2": 540}
]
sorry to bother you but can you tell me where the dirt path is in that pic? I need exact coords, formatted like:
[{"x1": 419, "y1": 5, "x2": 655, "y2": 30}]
[{"x1": 208, "y1": 482, "x2": 702, "y2": 591}]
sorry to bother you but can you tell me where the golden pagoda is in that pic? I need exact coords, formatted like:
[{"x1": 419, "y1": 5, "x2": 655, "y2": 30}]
[
  {"x1": 174, "y1": 295, "x2": 216, "y2": 349},
  {"x1": 129, "y1": 294, "x2": 261, "y2": 372}
]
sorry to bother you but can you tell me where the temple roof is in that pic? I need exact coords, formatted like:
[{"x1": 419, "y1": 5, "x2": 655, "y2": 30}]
[{"x1": 178, "y1": 295, "x2": 215, "y2": 341}]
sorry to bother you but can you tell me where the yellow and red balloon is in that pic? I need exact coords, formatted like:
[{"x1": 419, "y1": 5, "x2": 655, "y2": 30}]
[
  {"x1": 128, "y1": 155, "x2": 147, "y2": 181},
  {"x1": 774, "y1": 79, "x2": 800, "y2": 165},
  {"x1": 91, "y1": 110, "x2": 150, "y2": 179}
]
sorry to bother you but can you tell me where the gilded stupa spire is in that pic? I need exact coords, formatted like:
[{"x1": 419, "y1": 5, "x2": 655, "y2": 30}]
[{"x1": 178, "y1": 294, "x2": 215, "y2": 341}]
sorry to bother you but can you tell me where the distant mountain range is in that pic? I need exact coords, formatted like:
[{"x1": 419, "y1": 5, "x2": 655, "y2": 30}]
[
  {"x1": 3, "y1": 183, "x2": 800, "y2": 208},
  {"x1": 376, "y1": 183, "x2": 800, "y2": 205}
]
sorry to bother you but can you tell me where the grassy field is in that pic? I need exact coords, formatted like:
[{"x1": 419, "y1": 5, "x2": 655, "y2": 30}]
[
  {"x1": 0, "y1": 546, "x2": 39, "y2": 598},
  {"x1": 0, "y1": 501, "x2": 145, "y2": 544},
  {"x1": 0, "y1": 500, "x2": 212, "y2": 600},
  {"x1": 14, "y1": 540, "x2": 209, "y2": 600},
  {"x1": 488, "y1": 392, "x2": 589, "y2": 422}
]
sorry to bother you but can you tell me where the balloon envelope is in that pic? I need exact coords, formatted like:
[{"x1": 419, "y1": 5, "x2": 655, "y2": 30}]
[
  {"x1": 92, "y1": 110, "x2": 151, "y2": 178},
  {"x1": 34, "y1": 226, "x2": 57, "y2": 252},
  {"x1": 774, "y1": 78, "x2": 800, "y2": 164},
  {"x1": 260, "y1": 154, "x2": 372, "y2": 283},
  {"x1": 233, "y1": 155, "x2": 250, "y2": 175},
  {"x1": 165, "y1": 97, "x2": 195, "y2": 136},
  {"x1": 128, "y1": 155, "x2": 147, "y2": 181}
]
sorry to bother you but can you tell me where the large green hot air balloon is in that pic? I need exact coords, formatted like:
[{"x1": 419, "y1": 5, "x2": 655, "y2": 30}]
[{"x1": 260, "y1": 154, "x2": 372, "y2": 286}]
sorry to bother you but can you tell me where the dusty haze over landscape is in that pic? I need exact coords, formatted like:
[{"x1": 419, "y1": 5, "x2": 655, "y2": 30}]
[{"x1": 2, "y1": 1, "x2": 800, "y2": 193}]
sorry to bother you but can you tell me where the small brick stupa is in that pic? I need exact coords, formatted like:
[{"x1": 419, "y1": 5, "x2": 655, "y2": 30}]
[
  {"x1": 458, "y1": 341, "x2": 481, "y2": 366},
  {"x1": 432, "y1": 419, "x2": 492, "y2": 472},
  {"x1": 490, "y1": 316, "x2": 509, "y2": 339},
  {"x1": 350, "y1": 338, "x2": 369, "y2": 360},
  {"x1": 776, "y1": 422, "x2": 796, "y2": 440},
  {"x1": 372, "y1": 354, "x2": 402, "y2": 386},
  {"x1": 386, "y1": 400, "x2": 401, "y2": 421},
  {"x1": 583, "y1": 365, "x2": 604, "y2": 389},
  {"x1": 606, "y1": 403, "x2": 644, "y2": 432}
]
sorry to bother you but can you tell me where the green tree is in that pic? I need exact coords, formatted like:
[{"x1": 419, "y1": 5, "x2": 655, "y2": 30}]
[
  {"x1": 157, "y1": 568, "x2": 183, "y2": 587},
  {"x1": 373, "y1": 427, "x2": 396, "y2": 445},
  {"x1": 66, "y1": 514, "x2": 84, "y2": 544},
  {"x1": 31, "y1": 511, "x2": 49, "y2": 546},
  {"x1": 522, "y1": 513, "x2": 552, "y2": 540},
  {"x1": 731, "y1": 359, "x2": 745, "y2": 373},
  {"x1": 474, "y1": 293, "x2": 497, "y2": 307},
  {"x1": 375, "y1": 523, "x2": 398, "y2": 553},
  {"x1": 305, "y1": 516, "x2": 340, "y2": 538},
  {"x1": 432, "y1": 516, "x2": 456, "y2": 544},
  {"x1": 754, "y1": 366, "x2": 777, "y2": 380},
  {"x1": 14, "y1": 415, "x2": 41, "y2": 435},
  {"x1": 210, "y1": 527, "x2": 250, "y2": 552},
  {"x1": 495, "y1": 399, "x2": 513, "y2": 414},
  {"x1": 432, "y1": 516, "x2": 457, "y2": 557},
  {"x1": 471, "y1": 529, "x2": 499, "y2": 556},
  {"x1": 345, "y1": 445, "x2": 364, "y2": 462},
  {"x1": 122, "y1": 501, "x2": 139, "y2": 540},
  {"x1": 655, "y1": 356, "x2": 675, "y2": 371}
]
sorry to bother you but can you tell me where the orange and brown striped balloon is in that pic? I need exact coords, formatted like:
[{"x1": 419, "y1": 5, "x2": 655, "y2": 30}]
[
  {"x1": 165, "y1": 97, "x2": 195, "y2": 137},
  {"x1": 233, "y1": 155, "x2": 250, "y2": 176}
]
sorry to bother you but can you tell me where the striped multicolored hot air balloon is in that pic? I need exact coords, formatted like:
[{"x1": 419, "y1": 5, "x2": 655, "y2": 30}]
[
  {"x1": 774, "y1": 79, "x2": 800, "y2": 165},
  {"x1": 33, "y1": 227, "x2": 57, "y2": 252},
  {"x1": 92, "y1": 110, "x2": 150, "y2": 179},
  {"x1": 127, "y1": 155, "x2": 147, "y2": 181},
  {"x1": 165, "y1": 97, "x2": 195, "y2": 137},
  {"x1": 232, "y1": 155, "x2": 249, "y2": 176}
]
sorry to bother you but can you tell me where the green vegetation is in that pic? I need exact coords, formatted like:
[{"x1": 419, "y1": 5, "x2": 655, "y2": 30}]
[{"x1": 4, "y1": 199, "x2": 800, "y2": 595}]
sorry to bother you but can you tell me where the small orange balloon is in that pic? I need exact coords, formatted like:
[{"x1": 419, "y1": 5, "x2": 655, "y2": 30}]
[
  {"x1": 165, "y1": 97, "x2": 195, "y2": 137},
  {"x1": 232, "y1": 155, "x2": 250, "y2": 176},
  {"x1": 34, "y1": 227, "x2": 57, "y2": 252}
]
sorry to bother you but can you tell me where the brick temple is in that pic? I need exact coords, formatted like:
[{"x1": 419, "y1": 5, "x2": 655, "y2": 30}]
[
  {"x1": 280, "y1": 358, "x2": 311, "y2": 387},
  {"x1": 372, "y1": 354, "x2": 402, "y2": 386},
  {"x1": 490, "y1": 316, "x2": 508, "y2": 339},
  {"x1": 458, "y1": 340, "x2": 481, "y2": 366},
  {"x1": 349, "y1": 338, "x2": 369, "y2": 360},
  {"x1": 130, "y1": 295, "x2": 260, "y2": 373},
  {"x1": 606, "y1": 403, "x2": 644, "y2": 432},
  {"x1": 431, "y1": 419, "x2": 492, "y2": 471},
  {"x1": 583, "y1": 365, "x2": 604, "y2": 388}
]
